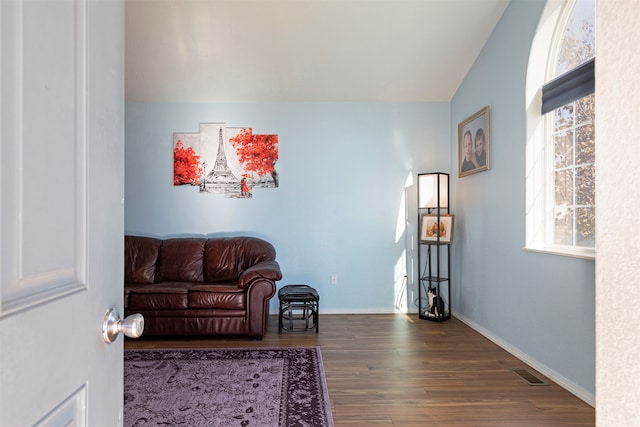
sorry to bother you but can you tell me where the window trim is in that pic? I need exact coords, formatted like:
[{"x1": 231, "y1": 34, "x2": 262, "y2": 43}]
[{"x1": 525, "y1": 0, "x2": 595, "y2": 260}]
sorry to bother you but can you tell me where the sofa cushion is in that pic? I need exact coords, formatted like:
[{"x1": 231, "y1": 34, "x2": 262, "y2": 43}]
[
  {"x1": 155, "y1": 238, "x2": 206, "y2": 282},
  {"x1": 204, "y1": 237, "x2": 276, "y2": 282},
  {"x1": 188, "y1": 283, "x2": 246, "y2": 310},
  {"x1": 128, "y1": 282, "x2": 192, "y2": 309},
  {"x1": 124, "y1": 236, "x2": 162, "y2": 284},
  {"x1": 124, "y1": 283, "x2": 148, "y2": 309}
]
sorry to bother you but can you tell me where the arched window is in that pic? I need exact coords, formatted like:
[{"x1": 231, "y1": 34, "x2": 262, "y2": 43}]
[{"x1": 526, "y1": 0, "x2": 595, "y2": 259}]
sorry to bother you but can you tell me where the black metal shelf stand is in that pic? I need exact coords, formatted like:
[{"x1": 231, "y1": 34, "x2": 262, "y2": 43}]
[{"x1": 417, "y1": 173, "x2": 451, "y2": 322}]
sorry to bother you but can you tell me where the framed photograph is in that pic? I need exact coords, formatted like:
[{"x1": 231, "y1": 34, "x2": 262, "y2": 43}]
[
  {"x1": 458, "y1": 106, "x2": 490, "y2": 177},
  {"x1": 420, "y1": 214, "x2": 454, "y2": 244}
]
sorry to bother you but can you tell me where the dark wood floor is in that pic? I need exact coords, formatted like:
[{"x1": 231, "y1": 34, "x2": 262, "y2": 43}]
[{"x1": 125, "y1": 314, "x2": 595, "y2": 426}]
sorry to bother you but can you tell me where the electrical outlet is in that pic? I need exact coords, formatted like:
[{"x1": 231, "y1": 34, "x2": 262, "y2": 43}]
[{"x1": 330, "y1": 274, "x2": 338, "y2": 285}]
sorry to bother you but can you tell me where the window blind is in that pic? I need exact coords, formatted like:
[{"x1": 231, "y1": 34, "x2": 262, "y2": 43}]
[{"x1": 541, "y1": 58, "x2": 595, "y2": 114}]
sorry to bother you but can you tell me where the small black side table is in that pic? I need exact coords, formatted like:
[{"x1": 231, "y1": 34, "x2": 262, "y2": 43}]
[{"x1": 278, "y1": 284, "x2": 319, "y2": 333}]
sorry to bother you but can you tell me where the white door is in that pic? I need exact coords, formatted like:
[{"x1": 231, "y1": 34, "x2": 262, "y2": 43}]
[{"x1": 0, "y1": 0, "x2": 125, "y2": 425}]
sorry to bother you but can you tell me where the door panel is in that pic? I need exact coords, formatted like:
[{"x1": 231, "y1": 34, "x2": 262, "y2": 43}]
[
  {"x1": 0, "y1": 0, "x2": 124, "y2": 425},
  {"x1": 2, "y1": 0, "x2": 87, "y2": 315}
]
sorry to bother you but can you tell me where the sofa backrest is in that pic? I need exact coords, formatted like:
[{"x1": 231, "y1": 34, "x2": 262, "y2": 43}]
[
  {"x1": 125, "y1": 235, "x2": 277, "y2": 284},
  {"x1": 204, "y1": 237, "x2": 276, "y2": 282},
  {"x1": 124, "y1": 235, "x2": 163, "y2": 283},
  {"x1": 155, "y1": 238, "x2": 206, "y2": 282}
]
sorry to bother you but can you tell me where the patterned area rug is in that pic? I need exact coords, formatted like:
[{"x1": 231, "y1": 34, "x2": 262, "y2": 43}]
[{"x1": 124, "y1": 347, "x2": 333, "y2": 427}]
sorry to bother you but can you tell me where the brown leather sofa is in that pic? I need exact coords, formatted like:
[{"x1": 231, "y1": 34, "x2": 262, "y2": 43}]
[{"x1": 124, "y1": 235, "x2": 281, "y2": 339}]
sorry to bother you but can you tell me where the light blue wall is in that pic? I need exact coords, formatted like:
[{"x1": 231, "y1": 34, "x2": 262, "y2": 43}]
[
  {"x1": 450, "y1": 0, "x2": 595, "y2": 400},
  {"x1": 125, "y1": 102, "x2": 450, "y2": 314}
]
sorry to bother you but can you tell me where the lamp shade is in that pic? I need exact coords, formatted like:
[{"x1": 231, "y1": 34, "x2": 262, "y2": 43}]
[{"x1": 418, "y1": 173, "x2": 449, "y2": 209}]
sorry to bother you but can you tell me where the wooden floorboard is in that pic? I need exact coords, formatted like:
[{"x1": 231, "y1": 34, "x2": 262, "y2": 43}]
[{"x1": 125, "y1": 314, "x2": 595, "y2": 426}]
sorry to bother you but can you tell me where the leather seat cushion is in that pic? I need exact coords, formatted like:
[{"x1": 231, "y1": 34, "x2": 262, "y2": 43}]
[
  {"x1": 128, "y1": 282, "x2": 192, "y2": 309},
  {"x1": 189, "y1": 284, "x2": 246, "y2": 310},
  {"x1": 124, "y1": 283, "x2": 148, "y2": 309}
]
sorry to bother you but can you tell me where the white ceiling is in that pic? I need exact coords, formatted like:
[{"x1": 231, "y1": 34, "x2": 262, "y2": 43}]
[{"x1": 125, "y1": 0, "x2": 510, "y2": 103}]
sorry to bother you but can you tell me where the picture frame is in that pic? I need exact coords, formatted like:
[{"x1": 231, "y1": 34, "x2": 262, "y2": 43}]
[
  {"x1": 458, "y1": 106, "x2": 490, "y2": 177},
  {"x1": 420, "y1": 214, "x2": 454, "y2": 244}
]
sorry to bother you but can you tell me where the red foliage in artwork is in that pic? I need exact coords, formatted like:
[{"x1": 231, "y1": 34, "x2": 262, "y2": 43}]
[
  {"x1": 230, "y1": 128, "x2": 279, "y2": 180},
  {"x1": 173, "y1": 140, "x2": 202, "y2": 185}
]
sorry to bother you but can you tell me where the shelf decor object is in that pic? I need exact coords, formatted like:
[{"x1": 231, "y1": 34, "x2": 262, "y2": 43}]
[
  {"x1": 417, "y1": 172, "x2": 451, "y2": 322},
  {"x1": 420, "y1": 213, "x2": 454, "y2": 244}
]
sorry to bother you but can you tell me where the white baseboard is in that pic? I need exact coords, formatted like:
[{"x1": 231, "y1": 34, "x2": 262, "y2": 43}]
[
  {"x1": 454, "y1": 312, "x2": 595, "y2": 407},
  {"x1": 318, "y1": 308, "x2": 397, "y2": 314}
]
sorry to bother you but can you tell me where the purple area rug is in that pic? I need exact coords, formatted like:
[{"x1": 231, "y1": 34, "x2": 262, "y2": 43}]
[{"x1": 124, "y1": 347, "x2": 334, "y2": 427}]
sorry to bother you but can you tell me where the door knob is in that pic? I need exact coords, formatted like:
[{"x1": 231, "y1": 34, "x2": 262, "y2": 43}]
[{"x1": 102, "y1": 307, "x2": 144, "y2": 343}]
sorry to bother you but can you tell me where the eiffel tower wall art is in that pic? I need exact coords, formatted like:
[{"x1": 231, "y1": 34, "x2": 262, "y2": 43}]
[{"x1": 173, "y1": 122, "x2": 279, "y2": 199}]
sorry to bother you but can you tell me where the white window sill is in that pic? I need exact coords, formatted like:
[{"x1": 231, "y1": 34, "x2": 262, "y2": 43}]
[{"x1": 523, "y1": 245, "x2": 595, "y2": 261}]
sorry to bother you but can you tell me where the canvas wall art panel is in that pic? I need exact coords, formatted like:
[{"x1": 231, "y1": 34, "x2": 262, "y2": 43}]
[{"x1": 173, "y1": 122, "x2": 279, "y2": 198}]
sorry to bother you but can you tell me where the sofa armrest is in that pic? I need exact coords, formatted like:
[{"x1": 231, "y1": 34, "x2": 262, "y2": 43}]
[{"x1": 239, "y1": 260, "x2": 282, "y2": 289}]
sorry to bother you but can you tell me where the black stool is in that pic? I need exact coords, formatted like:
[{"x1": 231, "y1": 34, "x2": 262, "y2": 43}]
[{"x1": 278, "y1": 284, "x2": 319, "y2": 333}]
